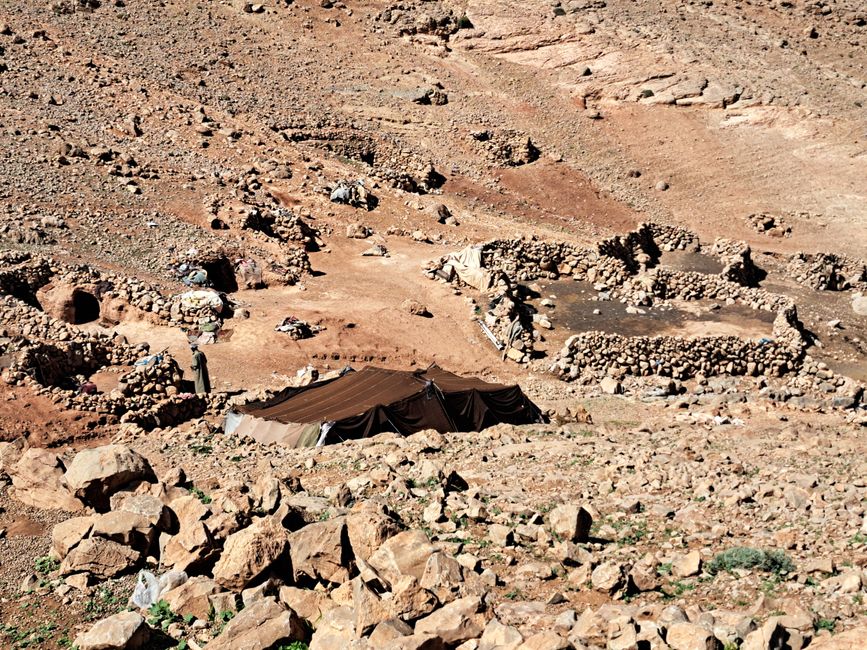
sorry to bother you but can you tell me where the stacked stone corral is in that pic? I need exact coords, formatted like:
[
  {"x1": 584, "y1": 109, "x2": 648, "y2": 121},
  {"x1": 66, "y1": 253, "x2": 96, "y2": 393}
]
[
  {"x1": 427, "y1": 222, "x2": 820, "y2": 377},
  {"x1": 0, "y1": 296, "x2": 140, "y2": 387},
  {"x1": 786, "y1": 252, "x2": 867, "y2": 291},
  {"x1": 551, "y1": 330, "x2": 802, "y2": 381},
  {"x1": 117, "y1": 354, "x2": 184, "y2": 398},
  {"x1": 710, "y1": 238, "x2": 763, "y2": 287},
  {"x1": 476, "y1": 238, "x2": 631, "y2": 285}
]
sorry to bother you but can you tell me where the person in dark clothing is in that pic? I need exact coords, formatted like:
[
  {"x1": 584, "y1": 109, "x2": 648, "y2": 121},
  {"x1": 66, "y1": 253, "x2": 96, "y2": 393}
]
[{"x1": 189, "y1": 343, "x2": 211, "y2": 394}]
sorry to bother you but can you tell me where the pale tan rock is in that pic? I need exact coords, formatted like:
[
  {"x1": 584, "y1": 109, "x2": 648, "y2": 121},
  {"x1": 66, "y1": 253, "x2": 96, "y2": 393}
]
[
  {"x1": 10, "y1": 448, "x2": 84, "y2": 512},
  {"x1": 672, "y1": 550, "x2": 702, "y2": 578},
  {"x1": 60, "y1": 537, "x2": 140, "y2": 579},
  {"x1": 73, "y1": 611, "x2": 150, "y2": 650},
  {"x1": 64, "y1": 445, "x2": 155, "y2": 511},
  {"x1": 309, "y1": 606, "x2": 356, "y2": 649},
  {"x1": 212, "y1": 516, "x2": 289, "y2": 590},
  {"x1": 51, "y1": 515, "x2": 96, "y2": 560},
  {"x1": 90, "y1": 511, "x2": 156, "y2": 554},
  {"x1": 591, "y1": 561, "x2": 624, "y2": 594},
  {"x1": 288, "y1": 516, "x2": 349, "y2": 585},
  {"x1": 741, "y1": 618, "x2": 787, "y2": 650},
  {"x1": 480, "y1": 619, "x2": 523, "y2": 650},
  {"x1": 279, "y1": 585, "x2": 339, "y2": 627},
  {"x1": 346, "y1": 504, "x2": 403, "y2": 562},
  {"x1": 161, "y1": 576, "x2": 221, "y2": 620},
  {"x1": 368, "y1": 529, "x2": 438, "y2": 588},
  {"x1": 353, "y1": 577, "x2": 393, "y2": 636},
  {"x1": 419, "y1": 551, "x2": 464, "y2": 603},
  {"x1": 414, "y1": 595, "x2": 485, "y2": 644},
  {"x1": 666, "y1": 622, "x2": 722, "y2": 650},
  {"x1": 517, "y1": 631, "x2": 571, "y2": 650},
  {"x1": 162, "y1": 521, "x2": 217, "y2": 573},
  {"x1": 808, "y1": 626, "x2": 867, "y2": 649},
  {"x1": 547, "y1": 504, "x2": 592, "y2": 542},
  {"x1": 110, "y1": 493, "x2": 170, "y2": 529},
  {"x1": 206, "y1": 597, "x2": 305, "y2": 650},
  {"x1": 370, "y1": 618, "x2": 414, "y2": 645},
  {"x1": 389, "y1": 575, "x2": 439, "y2": 621}
]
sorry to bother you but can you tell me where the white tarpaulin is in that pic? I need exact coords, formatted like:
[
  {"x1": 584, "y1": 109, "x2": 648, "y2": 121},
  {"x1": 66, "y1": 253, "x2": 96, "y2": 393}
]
[{"x1": 442, "y1": 245, "x2": 493, "y2": 292}]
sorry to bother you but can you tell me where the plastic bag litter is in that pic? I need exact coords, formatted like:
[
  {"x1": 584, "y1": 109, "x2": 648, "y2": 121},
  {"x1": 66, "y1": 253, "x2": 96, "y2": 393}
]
[{"x1": 130, "y1": 570, "x2": 160, "y2": 609}]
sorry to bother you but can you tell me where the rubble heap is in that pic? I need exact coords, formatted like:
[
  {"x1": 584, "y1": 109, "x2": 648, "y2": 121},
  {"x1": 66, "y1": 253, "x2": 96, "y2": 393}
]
[{"x1": 786, "y1": 252, "x2": 867, "y2": 292}]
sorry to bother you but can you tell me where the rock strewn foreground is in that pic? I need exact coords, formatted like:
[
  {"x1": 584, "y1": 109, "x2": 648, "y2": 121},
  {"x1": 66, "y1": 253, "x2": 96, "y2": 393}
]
[{"x1": 1, "y1": 405, "x2": 865, "y2": 649}]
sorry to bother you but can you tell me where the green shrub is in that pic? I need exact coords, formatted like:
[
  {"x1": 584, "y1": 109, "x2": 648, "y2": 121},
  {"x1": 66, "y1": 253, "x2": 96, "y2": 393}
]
[{"x1": 707, "y1": 547, "x2": 794, "y2": 576}]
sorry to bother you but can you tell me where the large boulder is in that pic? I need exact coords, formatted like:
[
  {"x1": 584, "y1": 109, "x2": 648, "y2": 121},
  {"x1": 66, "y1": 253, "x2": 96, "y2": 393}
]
[
  {"x1": 90, "y1": 511, "x2": 157, "y2": 555},
  {"x1": 288, "y1": 516, "x2": 351, "y2": 585},
  {"x1": 162, "y1": 521, "x2": 218, "y2": 573},
  {"x1": 207, "y1": 597, "x2": 306, "y2": 650},
  {"x1": 64, "y1": 445, "x2": 155, "y2": 511},
  {"x1": 60, "y1": 537, "x2": 141, "y2": 579},
  {"x1": 546, "y1": 504, "x2": 592, "y2": 543},
  {"x1": 51, "y1": 515, "x2": 97, "y2": 560},
  {"x1": 809, "y1": 626, "x2": 867, "y2": 649},
  {"x1": 213, "y1": 516, "x2": 290, "y2": 590},
  {"x1": 73, "y1": 611, "x2": 151, "y2": 650},
  {"x1": 367, "y1": 530, "x2": 438, "y2": 588},
  {"x1": 10, "y1": 448, "x2": 84, "y2": 511},
  {"x1": 161, "y1": 576, "x2": 222, "y2": 620},
  {"x1": 414, "y1": 595, "x2": 486, "y2": 644},
  {"x1": 346, "y1": 503, "x2": 403, "y2": 562}
]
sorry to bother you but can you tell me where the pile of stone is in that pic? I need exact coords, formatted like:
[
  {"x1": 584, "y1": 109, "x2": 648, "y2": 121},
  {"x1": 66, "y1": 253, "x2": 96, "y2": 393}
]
[
  {"x1": 239, "y1": 206, "x2": 320, "y2": 249},
  {"x1": 746, "y1": 212, "x2": 792, "y2": 237},
  {"x1": 374, "y1": 1, "x2": 466, "y2": 38},
  {"x1": 117, "y1": 353, "x2": 184, "y2": 398},
  {"x1": 483, "y1": 290, "x2": 537, "y2": 364},
  {"x1": 710, "y1": 238, "x2": 764, "y2": 286},
  {"x1": 786, "y1": 252, "x2": 867, "y2": 292},
  {"x1": 120, "y1": 394, "x2": 218, "y2": 430},
  {"x1": 167, "y1": 290, "x2": 226, "y2": 328},
  {"x1": 551, "y1": 329, "x2": 802, "y2": 381},
  {"x1": 8, "y1": 415, "x2": 866, "y2": 649},
  {"x1": 470, "y1": 129, "x2": 541, "y2": 167}
]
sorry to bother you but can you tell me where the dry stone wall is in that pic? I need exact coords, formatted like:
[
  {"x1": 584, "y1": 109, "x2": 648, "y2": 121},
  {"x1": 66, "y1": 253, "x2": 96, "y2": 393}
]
[
  {"x1": 786, "y1": 252, "x2": 867, "y2": 291},
  {"x1": 428, "y1": 222, "x2": 812, "y2": 379}
]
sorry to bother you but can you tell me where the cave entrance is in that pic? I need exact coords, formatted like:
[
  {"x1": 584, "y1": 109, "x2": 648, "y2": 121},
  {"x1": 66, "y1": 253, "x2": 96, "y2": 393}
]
[
  {"x1": 71, "y1": 290, "x2": 100, "y2": 324},
  {"x1": 202, "y1": 258, "x2": 238, "y2": 293}
]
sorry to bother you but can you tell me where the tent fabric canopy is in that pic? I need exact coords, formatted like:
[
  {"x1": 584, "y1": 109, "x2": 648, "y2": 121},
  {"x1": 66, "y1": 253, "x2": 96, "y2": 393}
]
[{"x1": 230, "y1": 365, "x2": 544, "y2": 447}]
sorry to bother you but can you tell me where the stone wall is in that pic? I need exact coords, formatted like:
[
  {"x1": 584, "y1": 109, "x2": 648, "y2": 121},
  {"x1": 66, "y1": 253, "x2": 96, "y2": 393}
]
[{"x1": 786, "y1": 252, "x2": 867, "y2": 291}]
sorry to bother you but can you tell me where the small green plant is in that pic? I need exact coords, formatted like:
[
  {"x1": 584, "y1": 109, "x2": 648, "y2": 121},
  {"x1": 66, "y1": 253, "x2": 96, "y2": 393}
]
[
  {"x1": 657, "y1": 563, "x2": 673, "y2": 576},
  {"x1": 848, "y1": 532, "x2": 867, "y2": 546},
  {"x1": 34, "y1": 556, "x2": 60, "y2": 575},
  {"x1": 457, "y1": 15, "x2": 473, "y2": 29},
  {"x1": 318, "y1": 510, "x2": 331, "y2": 521},
  {"x1": 147, "y1": 600, "x2": 181, "y2": 631},
  {"x1": 707, "y1": 547, "x2": 794, "y2": 576},
  {"x1": 723, "y1": 642, "x2": 739, "y2": 650},
  {"x1": 277, "y1": 643, "x2": 309, "y2": 650},
  {"x1": 177, "y1": 641, "x2": 189, "y2": 650},
  {"x1": 182, "y1": 613, "x2": 195, "y2": 625},
  {"x1": 189, "y1": 443, "x2": 212, "y2": 455},
  {"x1": 189, "y1": 486, "x2": 212, "y2": 505},
  {"x1": 815, "y1": 618, "x2": 836, "y2": 633},
  {"x1": 504, "y1": 588, "x2": 522, "y2": 600}
]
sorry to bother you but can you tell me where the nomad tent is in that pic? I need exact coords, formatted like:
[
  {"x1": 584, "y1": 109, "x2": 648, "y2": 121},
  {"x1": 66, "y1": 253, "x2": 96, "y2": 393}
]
[{"x1": 225, "y1": 365, "x2": 544, "y2": 448}]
